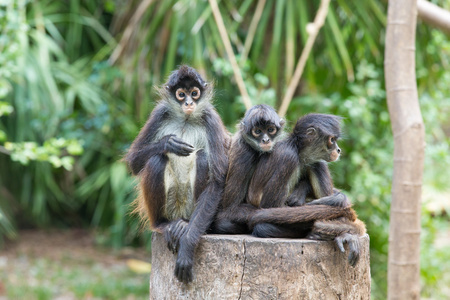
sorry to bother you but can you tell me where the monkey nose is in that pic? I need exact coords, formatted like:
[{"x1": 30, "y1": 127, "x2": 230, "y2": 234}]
[
  {"x1": 262, "y1": 138, "x2": 270, "y2": 144},
  {"x1": 337, "y1": 148, "x2": 341, "y2": 154}
]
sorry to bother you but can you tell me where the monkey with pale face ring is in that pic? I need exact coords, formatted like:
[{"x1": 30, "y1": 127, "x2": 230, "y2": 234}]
[{"x1": 125, "y1": 65, "x2": 230, "y2": 283}]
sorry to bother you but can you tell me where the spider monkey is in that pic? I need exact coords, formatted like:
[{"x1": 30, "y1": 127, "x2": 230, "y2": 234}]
[
  {"x1": 249, "y1": 113, "x2": 366, "y2": 266},
  {"x1": 125, "y1": 65, "x2": 230, "y2": 283},
  {"x1": 213, "y1": 106, "x2": 349, "y2": 235},
  {"x1": 212, "y1": 104, "x2": 286, "y2": 234}
]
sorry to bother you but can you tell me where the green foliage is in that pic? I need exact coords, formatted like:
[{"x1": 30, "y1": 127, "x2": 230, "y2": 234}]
[
  {"x1": 0, "y1": 0, "x2": 140, "y2": 248},
  {"x1": 4, "y1": 138, "x2": 82, "y2": 169},
  {"x1": 420, "y1": 211, "x2": 450, "y2": 298},
  {"x1": 0, "y1": 1, "x2": 449, "y2": 298},
  {"x1": 2, "y1": 255, "x2": 148, "y2": 299}
]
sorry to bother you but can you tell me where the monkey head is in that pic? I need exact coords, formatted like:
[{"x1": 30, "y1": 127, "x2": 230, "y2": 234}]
[
  {"x1": 293, "y1": 113, "x2": 342, "y2": 163},
  {"x1": 241, "y1": 104, "x2": 285, "y2": 152},
  {"x1": 162, "y1": 65, "x2": 212, "y2": 118}
]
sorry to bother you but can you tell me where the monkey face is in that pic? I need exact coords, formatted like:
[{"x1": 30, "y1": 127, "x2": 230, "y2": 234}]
[
  {"x1": 163, "y1": 66, "x2": 210, "y2": 118},
  {"x1": 326, "y1": 136, "x2": 341, "y2": 162},
  {"x1": 175, "y1": 86, "x2": 201, "y2": 115},
  {"x1": 251, "y1": 124, "x2": 278, "y2": 152}
]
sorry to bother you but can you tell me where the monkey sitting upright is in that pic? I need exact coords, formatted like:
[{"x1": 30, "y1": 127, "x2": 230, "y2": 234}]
[
  {"x1": 125, "y1": 66, "x2": 230, "y2": 283},
  {"x1": 249, "y1": 113, "x2": 366, "y2": 266},
  {"x1": 212, "y1": 104, "x2": 286, "y2": 234}
]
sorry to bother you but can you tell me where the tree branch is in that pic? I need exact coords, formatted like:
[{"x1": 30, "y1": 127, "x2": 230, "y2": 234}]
[
  {"x1": 417, "y1": 0, "x2": 450, "y2": 34},
  {"x1": 209, "y1": 0, "x2": 252, "y2": 110},
  {"x1": 278, "y1": 0, "x2": 331, "y2": 117},
  {"x1": 240, "y1": 0, "x2": 267, "y2": 65},
  {"x1": 109, "y1": 0, "x2": 155, "y2": 64}
]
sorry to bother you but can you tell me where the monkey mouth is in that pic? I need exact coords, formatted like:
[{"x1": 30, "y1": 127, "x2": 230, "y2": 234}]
[
  {"x1": 260, "y1": 143, "x2": 273, "y2": 152},
  {"x1": 182, "y1": 107, "x2": 195, "y2": 115},
  {"x1": 329, "y1": 152, "x2": 340, "y2": 162}
]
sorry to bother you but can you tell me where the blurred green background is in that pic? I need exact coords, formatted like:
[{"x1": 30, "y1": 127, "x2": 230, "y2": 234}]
[{"x1": 0, "y1": 0, "x2": 449, "y2": 299}]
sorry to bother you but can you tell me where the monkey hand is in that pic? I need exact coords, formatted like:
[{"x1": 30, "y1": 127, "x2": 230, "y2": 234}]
[
  {"x1": 164, "y1": 219, "x2": 189, "y2": 254},
  {"x1": 335, "y1": 233, "x2": 361, "y2": 267},
  {"x1": 306, "y1": 191, "x2": 350, "y2": 208},
  {"x1": 174, "y1": 242, "x2": 194, "y2": 283},
  {"x1": 163, "y1": 135, "x2": 195, "y2": 156},
  {"x1": 285, "y1": 196, "x2": 306, "y2": 207}
]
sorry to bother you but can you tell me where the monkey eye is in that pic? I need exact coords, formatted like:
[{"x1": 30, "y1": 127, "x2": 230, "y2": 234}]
[
  {"x1": 175, "y1": 88, "x2": 186, "y2": 101},
  {"x1": 328, "y1": 136, "x2": 336, "y2": 147},
  {"x1": 252, "y1": 128, "x2": 262, "y2": 137},
  {"x1": 267, "y1": 126, "x2": 277, "y2": 134},
  {"x1": 191, "y1": 87, "x2": 201, "y2": 100}
]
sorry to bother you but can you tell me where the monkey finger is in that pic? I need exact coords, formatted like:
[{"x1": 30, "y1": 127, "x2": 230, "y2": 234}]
[
  {"x1": 164, "y1": 229, "x2": 174, "y2": 252},
  {"x1": 180, "y1": 265, "x2": 193, "y2": 283},
  {"x1": 171, "y1": 223, "x2": 187, "y2": 251},
  {"x1": 170, "y1": 137, "x2": 195, "y2": 149},
  {"x1": 347, "y1": 239, "x2": 360, "y2": 266},
  {"x1": 166, "y1": 144, "x2": 193, "y2": 156},
  {"x1": 170, "y1": 143, "x2": 195, "y2": 156},
  {"x1": 173, "y1": 221, "x2": 188, "y2": 243},
  {"x1": 335, "y1": 237, "x2": 345, "y2": 253},
  {"x1": 348, "y1": 251, "x2": 359, "y2": 267}
]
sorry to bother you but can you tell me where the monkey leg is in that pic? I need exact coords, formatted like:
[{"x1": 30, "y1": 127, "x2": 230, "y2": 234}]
[
  {"x1": 252, "y1": 222, "x2": 313, "y2": 238},
  {"x1": 212, "y1": 217, "x2": 250, "y2": 234},
  {"x1": 306, "y1": 218, "x2": 366, "y2": 266},
  {"x1": 141, "y1": 155, "x2": 169, "y2": 230},
  {"x1": 212, "y1": 203, "x2": 260, "y2": 234}
]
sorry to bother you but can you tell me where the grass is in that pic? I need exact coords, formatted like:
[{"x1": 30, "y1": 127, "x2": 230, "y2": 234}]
[
  {"x1": 0, "y1": 230, "x2": 150, "y2": 300},
  {"x1": 3, "y1": 258, "x2": 148, "y2": 300}
]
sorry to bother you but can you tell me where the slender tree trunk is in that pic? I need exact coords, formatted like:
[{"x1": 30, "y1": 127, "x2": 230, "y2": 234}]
[{"x1": 385, "y1": 0, "x2": 425, "y2": 299}]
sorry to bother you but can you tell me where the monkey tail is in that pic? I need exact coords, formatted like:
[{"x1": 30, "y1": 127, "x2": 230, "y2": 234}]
[{"x1": 250, "y1": 205, "x2": 356, "y2": 226}]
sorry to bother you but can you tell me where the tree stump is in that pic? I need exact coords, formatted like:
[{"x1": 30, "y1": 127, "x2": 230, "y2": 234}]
[{"x1": 150, "y1": 233, "x2": 370, "y2": 299}]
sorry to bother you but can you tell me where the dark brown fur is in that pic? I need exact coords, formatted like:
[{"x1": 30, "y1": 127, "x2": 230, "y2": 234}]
[
  {"x1": 212, "y1": 105, "x2": 285, "y2": 234},
  {"x1": 248, "y1": 114, "x2": 366, "y2": 266},
  {"x1": 125, "y1": 65, "x2": 230, "y2": 282}
]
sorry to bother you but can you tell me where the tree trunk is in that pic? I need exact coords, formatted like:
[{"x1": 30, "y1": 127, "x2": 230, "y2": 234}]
[
  {"x1": 149, "y1": 233, "x2": 370, "y2": 299},
  {"x1": 385, "y1": 0, "x2": 425, "y2": 299}
]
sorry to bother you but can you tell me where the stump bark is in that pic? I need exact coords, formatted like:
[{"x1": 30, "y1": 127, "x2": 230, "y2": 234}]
[{"x1": 150, "y1": 233, "x2": 370, "y2": 299}]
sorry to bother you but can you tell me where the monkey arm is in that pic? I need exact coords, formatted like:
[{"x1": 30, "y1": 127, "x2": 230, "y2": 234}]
[
  {"x1": 257, "y1": 148, "x2": 300, "y2": 208},
  {"x1": 175, "y1": 178, "x2": 225, "y2": 283},
  {"x1": 307, "y1": 161, "x2": 334, "y2": 198},
  {"x1": 125, "y1": 104, "x2": 169, "y2": 175},
  {"x1": 173, "y1": 107, "x2": 230, "y2": 283},
  {"x1": 213, "y1": 203, "x2": 259, "y2": 234},
  {"x1": 285, "y1": 180, "x2": 311, "y2": 207},
  {"x1": 221, "y1": 138, "x2": 257, "y2": 209}
]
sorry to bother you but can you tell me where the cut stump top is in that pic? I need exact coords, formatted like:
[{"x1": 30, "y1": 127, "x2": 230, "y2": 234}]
[{"x1": 150, "y1": 233, "x2": 370, "y2": 300}]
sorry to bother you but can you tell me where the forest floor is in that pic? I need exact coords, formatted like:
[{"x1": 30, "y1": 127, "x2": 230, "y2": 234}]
[{"x1": 0, "y1": 229, "x2": 151, "y2": 300}]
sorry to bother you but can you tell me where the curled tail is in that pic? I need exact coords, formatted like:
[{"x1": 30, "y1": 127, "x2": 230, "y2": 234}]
[{"x1": 250, "y1": 205, "x2": 356, "y2": 226}]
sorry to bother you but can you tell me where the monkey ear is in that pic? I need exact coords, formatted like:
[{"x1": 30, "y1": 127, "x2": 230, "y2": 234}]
[
  {"x1": 306, "y1": 127, "x2": 316, "y2": 136},
  {"x1": 165, "y1": 85, "x2": 170, "y2": 91},
  {"x1": 279, "y1": 118, "x2": 286, "y2": 127}
]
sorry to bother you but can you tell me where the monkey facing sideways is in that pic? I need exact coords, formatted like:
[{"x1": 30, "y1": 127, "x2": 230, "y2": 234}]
[
  {"x1": 249, "y1": 113, "x2": 366, "y2": 266},
  {"x1": 125, "y1": 66, "x2": 230, "y2": 283},
  {"x1": 212, "y1": 104, "x2": 286, "y2": 234}
]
